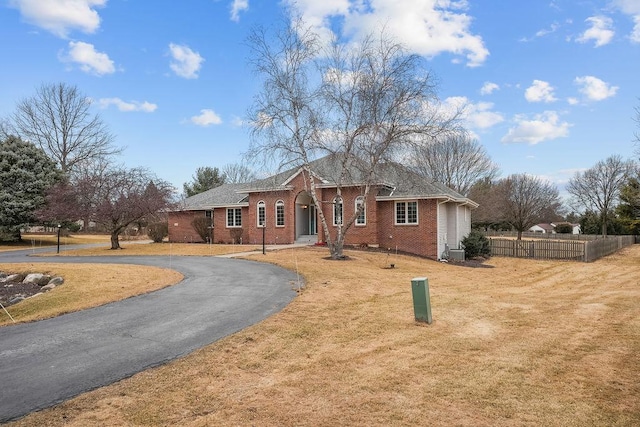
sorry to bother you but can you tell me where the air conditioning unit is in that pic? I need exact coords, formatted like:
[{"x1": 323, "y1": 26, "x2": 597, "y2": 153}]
[{"x1": 449, "y1": 249, "x2": 465, "y2": 261}]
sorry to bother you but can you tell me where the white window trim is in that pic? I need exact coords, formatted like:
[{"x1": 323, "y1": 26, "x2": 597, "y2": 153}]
[
  {"x1": 355, "y1": 196, "x2": 366, "y2": 226},
  {"x1": 395, "y1": 200, "x2": 419, "y2": 225},
  {"x1": 275, "y1": 200, "x2": 285, "y2": 228},
  {"x1": 257, "y1": 200, "x2": 266, "y2": 228},
  {"x1": 226, "y1": 207, "x2": 242, "y2": 228}
]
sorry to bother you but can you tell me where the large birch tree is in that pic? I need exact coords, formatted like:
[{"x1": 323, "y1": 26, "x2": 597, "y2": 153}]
[{"x1": 247, "y1": 17, "x2": 457, "y2": 259}]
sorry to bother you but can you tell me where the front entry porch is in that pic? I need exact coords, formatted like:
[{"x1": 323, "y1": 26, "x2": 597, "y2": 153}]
[{"x1": 295, "y1": 191, "x2": 318, "y2": 242}]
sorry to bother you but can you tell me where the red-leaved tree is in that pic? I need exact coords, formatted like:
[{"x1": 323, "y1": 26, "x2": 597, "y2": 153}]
[{"x1": 39, "y1": 166, "x2": 175, "y2": 249}]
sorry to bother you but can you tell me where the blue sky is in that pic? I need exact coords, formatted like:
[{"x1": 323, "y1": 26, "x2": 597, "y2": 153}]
[{"x1": 1, "y1": 0, "x2": 639, "y2": 197}]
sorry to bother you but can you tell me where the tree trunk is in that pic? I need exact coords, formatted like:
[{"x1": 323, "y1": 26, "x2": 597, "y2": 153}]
[
  {"x1": 110, "y1": 232, "x2": 121, "y2": 249},
  {"x1": 329, "y1": 236, "x2": 345, "y2": 259},
  {"x1": 517, "y1": 229, "x2": 523, "y2": 240}
]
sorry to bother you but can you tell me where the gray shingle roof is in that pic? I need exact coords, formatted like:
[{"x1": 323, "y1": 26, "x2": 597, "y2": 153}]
[
  {"x1": 181, "y1": 154, "x2": 477, "y2": 210},
  {"x1": 180, "y1": 182, "x2": 250, "y2": 210}
]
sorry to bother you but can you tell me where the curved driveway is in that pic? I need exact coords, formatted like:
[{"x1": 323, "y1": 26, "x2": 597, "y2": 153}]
[{"x1": 0, "y1": 249, "x2": 299, "y2": 422}]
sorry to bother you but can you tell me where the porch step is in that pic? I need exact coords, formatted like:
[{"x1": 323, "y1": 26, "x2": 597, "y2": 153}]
[{"x1": 295, "y1": 235, "x2": 317, "y2": 244}]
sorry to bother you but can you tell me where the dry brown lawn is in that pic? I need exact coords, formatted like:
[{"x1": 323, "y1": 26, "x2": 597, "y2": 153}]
[
  {"x1": 0, "y1": 263, "x2": 183, "y2": 326},
  {"x1": 6, "y1": 245, "x2": 640, "y2": 426},
  {"x1": 0, "y1": 234, "x2": 111, "y2": 252}
]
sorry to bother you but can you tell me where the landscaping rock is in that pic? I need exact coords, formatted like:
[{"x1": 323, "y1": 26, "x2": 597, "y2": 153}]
[
  {"x1": 23, "y1": 274, "x2": 52, "y2": 286},
  {"x1": 0, "y1": 272, "x2": 65, "y2": 307},
  {"x1": 48, "y1": 277, "x2": 64, "y2": 286},
  {"x1": 9, "y1": 295, "x2": 26, "y2": 304},
  {"x1": 6, "y1": 274, "x2": 24, "y2": 283}
]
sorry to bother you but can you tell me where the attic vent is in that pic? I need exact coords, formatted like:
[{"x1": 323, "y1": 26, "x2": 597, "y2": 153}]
[{"x1": 449, "y1": 249, "x2": 465, "y2": 261}]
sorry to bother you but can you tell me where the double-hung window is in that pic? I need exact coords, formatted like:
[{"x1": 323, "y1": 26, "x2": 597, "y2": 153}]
[{"x1": 395, "y1": 201, "x2": 418, "y2": 225}]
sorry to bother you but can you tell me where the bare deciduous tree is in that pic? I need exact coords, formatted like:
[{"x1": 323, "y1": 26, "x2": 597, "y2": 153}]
[
  {"x1": 634, "y1": 101, "x2": 640, "y2": 158},
  {"x1": 567, "y1": 155, "x2": 633, "y2": 236},
  {"x1": 0, "y1": 118, "x2": 11, "y2": 140},
  {"x1": 467, "y1": 178, "x2": 506, "y2": 228},
  {"x1": 499, "y1": 174, "x2": 562, "y2": 240},
  {"x1": 412, "y1": 132, "x2": 499, "y2": 196},
  {"x1": 11, "y1": 82, "x2": 121, "y2": 175},
  {"x1": 247, "y1": 17, "x2": 457, "y2": 259},
  {"x1": 221, "y1": 163, "x2": 257, "y2": 184}
]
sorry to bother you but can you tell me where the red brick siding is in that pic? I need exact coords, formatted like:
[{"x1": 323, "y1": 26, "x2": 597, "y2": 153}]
[
  {"x1": 168, "y1": 211, "x2": 207, "y2": 243},
  {"x1": 316, "y1": 187, "x2": 378, "y2": 246},
  {"x1": 376, "y1": 199, "x2": 438, "y2": 259},
  {"x1": 213, "y1": 206, "x2": 249, "y2": 244},
  {"x1": 246, "y1": 190, "x2": 295, "y2": 244}
]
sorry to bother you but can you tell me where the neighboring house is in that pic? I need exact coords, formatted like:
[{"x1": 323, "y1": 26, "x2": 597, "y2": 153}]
[
  {"x1": 168, "y1": 155, "x2": 478, "y2": 259},
  {"x1": 529, "y1": 222, "x2": 581, "y2": 235},
  {"x1": 529, "y1": 223, "x2": 555, "y2": 234}
]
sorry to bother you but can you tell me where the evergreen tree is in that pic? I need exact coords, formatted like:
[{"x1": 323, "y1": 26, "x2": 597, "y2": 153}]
[
  {"x1": 617, "y1": 176, "x2": 640, "y2": 234},
  {"x1": 0, "y1": 136, "x2": 60, "y2": 241},
  {"x1": 183, "y1": 166, "x2": 225, "y2": 197}
]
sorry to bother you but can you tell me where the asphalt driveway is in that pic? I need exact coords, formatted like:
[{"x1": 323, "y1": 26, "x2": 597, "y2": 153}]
[{"x1": 0, "y1": 249, "x2": 299, "y2": 422}]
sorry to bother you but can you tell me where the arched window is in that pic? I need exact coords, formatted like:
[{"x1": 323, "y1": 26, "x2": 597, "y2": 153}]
[
  {"x1": 333, "y1": 196, "x2": 343, "y2": 226},
  {"x1": 257, "y1": 200, "x2": 265, "y2": 227},
  {"x1": 275, "y1": 200, "x2": 285, "y2": 227},
  {"x1": 355, "y1": 196, "x2": 366, "y2": 225}
]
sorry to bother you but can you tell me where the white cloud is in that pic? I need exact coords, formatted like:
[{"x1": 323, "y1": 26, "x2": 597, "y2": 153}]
[
  {"x1": 576, "y1": 16, "x2": 614, "y2": 47},
  {"x1": 98, "y1": 98, "x2": 157, "y2": 112},
  {"x1": 190, "y1": 109, "x2": 222, "y2": 126},
  {"x1": 9, "y1": 0, "x2": 106, "y2": 38},
  {"x1": 574, "y1": 76, "x2": 618, "y2": 101},
  {"x1": 464, "y1": 102, "x2": 504, "y2": 129},
  {"x1": 567, "y1": 97, "x2": 579, "y2": 105},
  {"x1": 613, "y1": 0, "x2": 640, "y2": 43},
  {"x1": 61, "y1": 41, "x2": 115, "y2": 75},
  {"x1": 525, "y1": 80, "x2": 557, "y2": 103},
  {"x1": 501, "y1": 111, "x2": 571, "y2": 145},
  {"x1": 230, "y1": 0, "x2": 248, "y2": 22},
  {"x1": 535, "y1": 22, "x2": 560, "y2": 38},
  {"x1": 443, "y1": 96, "x2": 504, "y2": 130},
  {"x1": 520, "y1": 22, "x2": 561, "y2": 41},
  {"x1": 480, "y1": 82, "x2": 499, "y2": 95},
  {"x1": 284, "y1": 0, "x2": 489, "y2": 67},
  {"x1": 632, "y1": 16, "x2": 640, "y2": 43},
  {"x1": 168, "y1": 43, "x2": 204, "y2": 79},
  {"x1": 613, "y1": 0, "x2": 640, "y2": 15},
  {"x1": 231, "y1": 115, "x2": 244, "y2": 127}
]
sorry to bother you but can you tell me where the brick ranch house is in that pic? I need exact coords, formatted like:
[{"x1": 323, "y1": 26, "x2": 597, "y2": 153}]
[{"x1": 168, "y1": 155, "x2": 478, "y2": 259}]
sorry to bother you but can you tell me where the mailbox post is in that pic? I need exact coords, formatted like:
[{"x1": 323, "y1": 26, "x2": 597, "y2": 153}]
[{"x1": 411, "y1": 277, "x2": 432, "y2": 324}]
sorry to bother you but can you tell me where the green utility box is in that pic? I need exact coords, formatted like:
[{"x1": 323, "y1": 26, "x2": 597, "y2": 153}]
[{"x1": 411, "y1": 277, "x2": 432, "y2": 324}]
